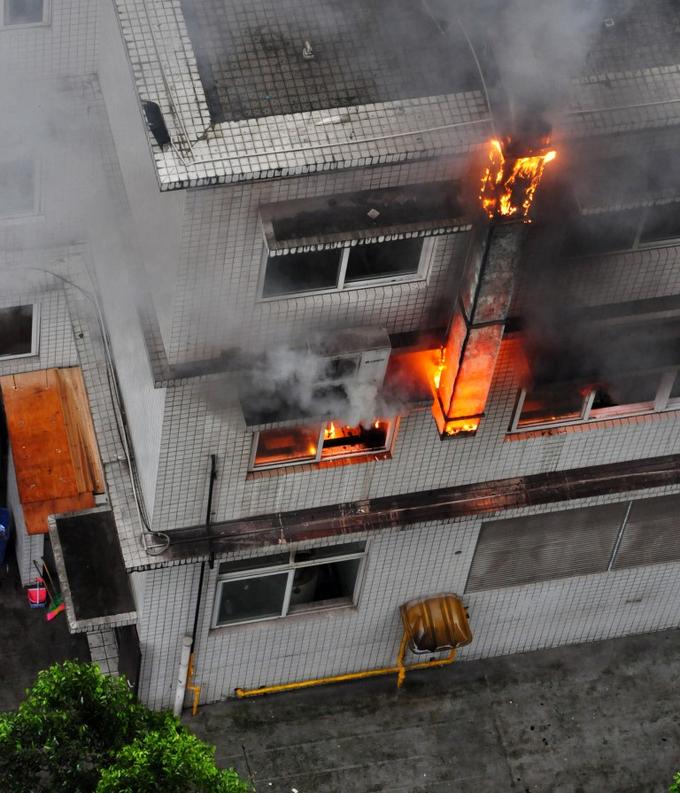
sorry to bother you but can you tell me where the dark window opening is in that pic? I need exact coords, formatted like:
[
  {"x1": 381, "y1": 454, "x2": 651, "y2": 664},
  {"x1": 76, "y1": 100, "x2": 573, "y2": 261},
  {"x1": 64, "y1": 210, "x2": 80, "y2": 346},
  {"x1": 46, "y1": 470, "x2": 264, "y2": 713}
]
[
  {"x1": 0, "y1": 305, "x2": 34, "y2": 357},
  {"x1": 4, "y1": 0, "x2": 43, "y2": 25},
  {"x1": 288, "y1": 558, "x2": 361, "y2": 613},
  {"x1": 518, "y1": 382, "x2": 585, "y2": 427},
  {"x1": 216, "y1": 573, "x2": 288, "y2": 625},
  {"x1": 0, "y1": 158, "x2": 35, "y2": 217},
  {"x1": 670, "y1": 373, "x2": 680, "y2": 401},
  {"x1": 590, "y1": 373, "x2": 657, "y2": 412},
  {"x1": 262, "y1": 250, "x2": 340, "y2": 297},
  {"x1": 344, "y1": 238, "x2": 423, "y2": 283},
  {"x1": 564, "y1": 210, "x2": 639, "y2": 257},
  {"x1": 640, "y1": 203, "x2": 680, "y2": 243}
]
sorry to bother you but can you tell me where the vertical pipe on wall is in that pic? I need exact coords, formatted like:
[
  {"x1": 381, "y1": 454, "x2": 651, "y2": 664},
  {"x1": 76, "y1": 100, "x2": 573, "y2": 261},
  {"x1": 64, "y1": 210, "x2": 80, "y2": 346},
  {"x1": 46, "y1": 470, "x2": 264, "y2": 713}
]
[{"x1": 173, "y1": 635, "x2": 193, "y2": 717}]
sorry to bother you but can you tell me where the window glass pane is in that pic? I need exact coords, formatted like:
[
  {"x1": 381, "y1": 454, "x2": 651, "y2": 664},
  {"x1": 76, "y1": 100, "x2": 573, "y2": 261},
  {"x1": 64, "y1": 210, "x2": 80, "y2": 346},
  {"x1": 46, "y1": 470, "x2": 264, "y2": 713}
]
[
  {"x1": 262, "y1": 250, "x2": 340, "y2": 296},
  {"x1": 216, "y1": 573, "x2": 288, "y2": 625},
  {"x1": 294, "y1": 542, "x2": 366, "y2": 564},
  {"x1": 0, "y1": 158, "x2": 34, "y2": 217},
  {"x1": 564, "y1": 211, "x2": 639, "y2": 257},
  {"x1": 253, "y1": 425, "x2": 320, "y2": 468},
  {"x1": 5, "y1": 0, "x2": 43, "y2": 24},
  {"x1": 288, "y1": 558, "x2": 361, "y2": 613},
  {"x1": 320, "y1": 419, "x2": 390, "y2": 458},
  {"x1": 344, "y1": 239, "x2": 423, "y2": 283},
  {"x1": 218, "y1": 553, "x2": 289, "y2": 575},
  {"x1": 591, "y1": 374, "x2": 657, "y2": 411},
  {"x1": 640, "y1": 203, "x2": 680, "y2": 244},
  {"x1": 0, "y1": 305, "x2": 33, "y2": 357},
  {"x1": 517, "y1": 383, "x2": 585, "y2": 427}
]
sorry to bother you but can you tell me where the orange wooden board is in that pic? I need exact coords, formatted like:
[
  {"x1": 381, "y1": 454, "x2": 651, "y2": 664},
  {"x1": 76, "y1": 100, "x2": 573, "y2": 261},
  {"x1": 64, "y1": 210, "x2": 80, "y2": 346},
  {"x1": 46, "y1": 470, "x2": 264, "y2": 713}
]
[
  {"x1": 0, "y1": 369, "x2": 105, "y2": 535},
  {"x1": 23, "y1": 494, "x2": 96, "y2": 536}
]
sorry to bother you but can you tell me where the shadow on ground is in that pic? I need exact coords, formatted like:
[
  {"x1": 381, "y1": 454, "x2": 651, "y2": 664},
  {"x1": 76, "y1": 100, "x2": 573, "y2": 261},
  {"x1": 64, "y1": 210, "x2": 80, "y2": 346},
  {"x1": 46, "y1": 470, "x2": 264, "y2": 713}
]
[
  {"x1": 0, "y1": 550, "x2": 90, "y2": 711},
  {"x1": 187, "y1": 629, "x2": 680, "y2": 793}
]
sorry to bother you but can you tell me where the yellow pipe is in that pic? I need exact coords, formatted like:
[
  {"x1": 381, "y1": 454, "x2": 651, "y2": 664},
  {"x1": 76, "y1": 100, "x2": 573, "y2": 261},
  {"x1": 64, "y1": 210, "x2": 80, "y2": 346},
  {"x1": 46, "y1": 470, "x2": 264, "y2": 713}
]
[
  {"x1": 186, "y1": 653, "x2": 202, "y2": 716},
  {"x1": 235, "y1": 646, "x2": 457, "y2": 699}
]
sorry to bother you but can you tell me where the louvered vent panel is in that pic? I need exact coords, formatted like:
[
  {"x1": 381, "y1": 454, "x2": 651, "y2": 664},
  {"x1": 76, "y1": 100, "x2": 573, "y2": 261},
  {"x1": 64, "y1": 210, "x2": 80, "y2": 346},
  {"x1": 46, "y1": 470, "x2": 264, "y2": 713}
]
[
  {"x1": 612, "y1": 494, "x2": 680, "y2": 570},
  {"x1": 465, "y1": 504, "x2": 628, "y2": 593}
]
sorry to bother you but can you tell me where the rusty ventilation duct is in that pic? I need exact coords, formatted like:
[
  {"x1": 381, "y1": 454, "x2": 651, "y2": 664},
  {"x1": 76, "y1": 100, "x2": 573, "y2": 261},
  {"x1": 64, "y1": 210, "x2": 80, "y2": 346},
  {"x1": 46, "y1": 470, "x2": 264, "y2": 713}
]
[{"x1": 432, "y1": 138, "x2": 555, "y2": 438}]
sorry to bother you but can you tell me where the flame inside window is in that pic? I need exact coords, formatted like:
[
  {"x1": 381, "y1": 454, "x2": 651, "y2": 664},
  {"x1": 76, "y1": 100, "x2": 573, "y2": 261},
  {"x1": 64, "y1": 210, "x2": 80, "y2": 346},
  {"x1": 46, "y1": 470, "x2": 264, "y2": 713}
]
[{"x1": 480, "y1": 139, "x2": 556, "y2": 221}]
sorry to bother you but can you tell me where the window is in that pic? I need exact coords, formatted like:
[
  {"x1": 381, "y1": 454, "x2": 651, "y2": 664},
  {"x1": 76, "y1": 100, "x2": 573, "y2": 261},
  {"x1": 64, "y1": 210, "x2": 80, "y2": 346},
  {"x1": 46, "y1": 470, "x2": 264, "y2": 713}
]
[
  {"x1": 0, "y1": 157, "x2": 36, "y2": 218},
  {"x1": 564, "y1": 202, "x2": 680, "y2": 258},
  {"x1": 1, "y1": 0, "x2": 47, "y2": 26},
  {"x1": 511, "y1": 368, "x2": 680, "y2": 431},
  {"x1": 250, "y1": 418, "x2": 395, "y2": 470},
  {"x1": 0, "y1": 304, "x2": 39, "y2": 358},
  {"x1": 261, "y1": 238, "x2": 433, "y2": 298},
  {"x1": 213, "y1": 542, "x2": 367, "y2": 626}
]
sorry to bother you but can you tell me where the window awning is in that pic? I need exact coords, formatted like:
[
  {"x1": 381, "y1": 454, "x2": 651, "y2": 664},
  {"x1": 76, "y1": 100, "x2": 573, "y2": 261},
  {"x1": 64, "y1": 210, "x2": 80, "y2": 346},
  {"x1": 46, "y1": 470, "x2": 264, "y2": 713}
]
[
  {"x1": 260, "y1": 181, "x2": 470, "y2": 254},
  {"x1": 0, "y1": 368, "x2": 105, "y2": 535},
  {"x1": 50, "y1": 508, "x2": 136, "y2": 633}
]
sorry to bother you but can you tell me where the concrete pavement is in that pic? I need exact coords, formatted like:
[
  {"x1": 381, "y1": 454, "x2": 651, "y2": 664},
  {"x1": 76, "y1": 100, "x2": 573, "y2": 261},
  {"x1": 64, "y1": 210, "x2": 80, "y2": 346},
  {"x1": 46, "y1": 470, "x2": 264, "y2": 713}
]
[{"x1": 187, "y1": 629, "x2": 680, "y2": 793}]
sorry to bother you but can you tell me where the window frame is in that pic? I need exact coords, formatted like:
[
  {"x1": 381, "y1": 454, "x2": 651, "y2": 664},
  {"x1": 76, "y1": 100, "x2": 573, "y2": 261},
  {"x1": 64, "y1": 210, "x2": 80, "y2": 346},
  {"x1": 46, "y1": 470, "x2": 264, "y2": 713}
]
[
  {"x1": 567, "y1": 201, "x2": 680, "y2": 259},
  {"x1": 212, "y1": 543, "x2": 368, "y2": 628},
  {"x1": 257, "y1": 237, "x2": 435, "y2": 301},
  {"x1": 0, "y1": 154, "x2": 40, "y2": 220},
  {"x1": 0, "y1": 303, "x2": 40, "y2": 360},
  {"x1": 249, "y1": 418, "x2": 397, "y2": 471},
  {"x1": 0, "y1": 0, "x2": 50, "y2": 28},
  {"x1": 509, "y1": 366, "x2": 680, "y2": 432}
]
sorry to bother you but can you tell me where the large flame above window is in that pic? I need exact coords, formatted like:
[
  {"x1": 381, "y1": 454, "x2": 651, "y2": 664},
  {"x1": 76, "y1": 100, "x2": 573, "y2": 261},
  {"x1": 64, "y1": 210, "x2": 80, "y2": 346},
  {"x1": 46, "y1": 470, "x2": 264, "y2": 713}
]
[{"x1": 480, "y1": 138, "x2": 556, "y2": 221}]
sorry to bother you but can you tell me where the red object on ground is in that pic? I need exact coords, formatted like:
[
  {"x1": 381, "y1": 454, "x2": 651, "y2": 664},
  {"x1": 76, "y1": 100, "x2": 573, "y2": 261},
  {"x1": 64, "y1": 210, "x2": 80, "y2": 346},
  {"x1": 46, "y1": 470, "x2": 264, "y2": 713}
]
[{"x1": 27, "y1": 578, "x2": 47, "y2": 607}]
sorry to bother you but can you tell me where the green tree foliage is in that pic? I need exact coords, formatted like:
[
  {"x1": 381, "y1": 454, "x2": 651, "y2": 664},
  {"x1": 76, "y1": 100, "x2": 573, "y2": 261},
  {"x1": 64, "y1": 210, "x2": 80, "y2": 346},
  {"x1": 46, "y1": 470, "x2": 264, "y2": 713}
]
[
  {"x1": 0, "y1": 661, "x2": 251, "y2": 793},
  {"x1": 670, "y1": 771, "x2": 680, "y2": 793}
]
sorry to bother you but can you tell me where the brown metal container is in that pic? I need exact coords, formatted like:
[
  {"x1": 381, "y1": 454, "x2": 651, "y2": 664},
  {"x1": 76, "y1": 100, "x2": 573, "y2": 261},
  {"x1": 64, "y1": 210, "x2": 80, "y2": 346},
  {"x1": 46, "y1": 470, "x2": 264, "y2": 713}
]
[{"x1": 400, "y1": 594, "x2": 473, "y2": 654}]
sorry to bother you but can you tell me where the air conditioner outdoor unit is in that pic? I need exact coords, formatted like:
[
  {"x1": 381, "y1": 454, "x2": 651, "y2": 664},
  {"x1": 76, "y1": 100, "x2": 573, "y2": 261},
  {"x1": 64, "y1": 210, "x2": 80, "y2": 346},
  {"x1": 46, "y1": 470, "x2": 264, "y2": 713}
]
[{"x1": 311, "y1": 326, "x2": 391, "y2": 390}]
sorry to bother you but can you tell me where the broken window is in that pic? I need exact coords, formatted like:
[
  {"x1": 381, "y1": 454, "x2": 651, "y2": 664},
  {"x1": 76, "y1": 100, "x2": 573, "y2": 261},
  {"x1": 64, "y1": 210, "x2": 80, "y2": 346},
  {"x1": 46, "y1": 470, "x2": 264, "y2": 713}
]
[
  {"x1": 261, "y1": 238, "x2": 431, "y2": 299},
  {"x1": 213, "y1": 542, "x2": 366, "y2": 626},
  {"x1": 251, "y1": 418, "x2": 395, "y2": 470},
  {"x1": 0, "y1": 304, "x2": 38, "y2": 358},
  {"x1": 513, "y1": 369, "x2": 680, "y2": 431},
  {"x1": 0, "y1": 158, "x2": 36, "y2": 218},
  {"x1": 2, "y1": 0, "x2": 45, "y2": 25}
]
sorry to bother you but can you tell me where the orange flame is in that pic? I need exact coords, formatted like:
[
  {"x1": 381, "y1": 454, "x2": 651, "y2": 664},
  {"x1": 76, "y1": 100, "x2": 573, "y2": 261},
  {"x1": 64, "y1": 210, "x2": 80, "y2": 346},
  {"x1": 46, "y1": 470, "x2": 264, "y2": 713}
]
[
  {"x1": 324, "y1": 421, "x2": 337, "y2": 439},
  {"x1": 480, "y1": 139, "x2": 556, "y2": 221}
]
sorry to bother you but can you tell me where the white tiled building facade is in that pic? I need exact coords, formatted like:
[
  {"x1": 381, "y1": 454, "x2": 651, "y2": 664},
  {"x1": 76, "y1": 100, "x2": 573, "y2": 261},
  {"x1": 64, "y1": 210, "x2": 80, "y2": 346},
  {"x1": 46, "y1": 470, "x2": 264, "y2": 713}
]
[{"x1": 2, "y1": 0, "x2": 680, "y2": 709}]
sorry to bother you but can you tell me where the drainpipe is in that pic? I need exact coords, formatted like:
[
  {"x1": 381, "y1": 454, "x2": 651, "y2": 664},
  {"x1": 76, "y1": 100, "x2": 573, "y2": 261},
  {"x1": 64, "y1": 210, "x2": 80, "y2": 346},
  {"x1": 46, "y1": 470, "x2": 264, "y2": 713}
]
[
  {"x1": 184, "y1": 454, "x2": 218, "y2": 716},
  {"x1": 173, "y1": 635, "x2": 193, "y2": 717}
]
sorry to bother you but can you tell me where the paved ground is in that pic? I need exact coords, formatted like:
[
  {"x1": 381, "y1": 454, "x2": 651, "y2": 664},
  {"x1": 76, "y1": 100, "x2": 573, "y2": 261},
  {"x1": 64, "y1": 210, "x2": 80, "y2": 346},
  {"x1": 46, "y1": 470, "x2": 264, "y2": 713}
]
[
  {"x1": 0, "y1": 550, "x2": 90, "y2": 711},
  {"x1": 187, "y1": 629, "x2": 680, "y2": 793}
]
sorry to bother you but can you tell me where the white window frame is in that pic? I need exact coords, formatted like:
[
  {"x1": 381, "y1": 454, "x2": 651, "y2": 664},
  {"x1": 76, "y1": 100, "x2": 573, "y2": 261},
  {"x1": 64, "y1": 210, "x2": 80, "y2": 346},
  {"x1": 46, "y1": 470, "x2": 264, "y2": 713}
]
[
  {"x1": 258, "y1": 236, "x2": 435, "y2": 301},
  {"x1": 0, "y1": 303, "x2": 40, "y2": 360},
  {"x1": 249, "y1": 417, "x2": 398, "y2": 471},
  {"x1": 0, "y1": 155, "x2": 40, "y2": 220},
  {"x1": 0, "y1": 0, "x2": 50, "y2": 28},
  {"x1": 509, "y1": 367, "x2": 680, "y2": 432},
  {"x1": 212, "y1": 543, "x2": 368, "y2": 628}
]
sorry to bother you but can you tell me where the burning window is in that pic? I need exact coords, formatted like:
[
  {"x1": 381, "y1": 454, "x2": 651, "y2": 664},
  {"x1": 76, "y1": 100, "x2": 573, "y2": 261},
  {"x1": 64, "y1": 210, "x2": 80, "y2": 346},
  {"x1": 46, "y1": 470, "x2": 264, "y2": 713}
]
[
  {"x1": 0, "y1": 304, "x2": 39, "y2": 358},
  {"x1": 2, "y1": 0, "x2": 45, "y2": 25},
  {"x1": 251, "y1": 418, "x2": 395, "y2": 470},
  {"x1": 479, "y1": 139, "x2": 556, "y2": 221},
  {"x1": 261, "y1": 239, "x2": 431, "y2": 299},
  {"x1": 213, "y1": 542, "x2": 366, "y2": 626}
]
